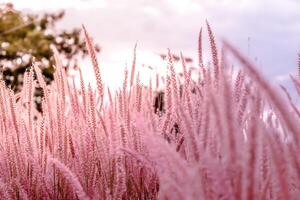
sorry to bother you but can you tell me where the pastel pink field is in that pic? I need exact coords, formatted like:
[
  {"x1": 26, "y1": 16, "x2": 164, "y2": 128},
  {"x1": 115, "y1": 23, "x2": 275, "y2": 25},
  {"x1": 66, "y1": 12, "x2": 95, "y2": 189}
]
[{"x1": 0, "y1": 23, "x2": 300, "y2": 200}]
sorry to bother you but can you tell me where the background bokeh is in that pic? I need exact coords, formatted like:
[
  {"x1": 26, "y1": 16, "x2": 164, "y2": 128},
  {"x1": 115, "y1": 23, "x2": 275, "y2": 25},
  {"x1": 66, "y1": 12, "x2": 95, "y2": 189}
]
[{"x1": 9, "y1": 0, "x2": 300, "y2": 89}]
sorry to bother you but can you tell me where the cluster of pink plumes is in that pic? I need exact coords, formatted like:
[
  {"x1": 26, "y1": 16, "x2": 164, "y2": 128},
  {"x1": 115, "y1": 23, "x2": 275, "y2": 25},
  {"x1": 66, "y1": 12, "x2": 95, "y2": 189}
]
[{"x1": 0, "y1": 22, "x2": 299, "y2": 200}]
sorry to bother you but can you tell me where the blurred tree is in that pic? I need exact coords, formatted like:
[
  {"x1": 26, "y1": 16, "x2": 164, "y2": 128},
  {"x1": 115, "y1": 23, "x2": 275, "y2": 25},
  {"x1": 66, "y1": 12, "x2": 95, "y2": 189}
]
[
  {"x1": 158, "y1": 53, "x2": 193, "y2": 63},
  {"x1": 0, "y1": 3, "x2": 100, "y2": 95}
]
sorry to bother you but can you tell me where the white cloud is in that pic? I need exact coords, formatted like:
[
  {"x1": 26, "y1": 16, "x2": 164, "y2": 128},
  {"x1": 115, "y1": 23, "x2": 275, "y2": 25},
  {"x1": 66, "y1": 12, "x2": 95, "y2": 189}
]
[
  {"x1": 275, "y1": 74, "x2": 292, "y2": 82},
  {"x1": 10, "y1": 0, "x2": 107, "y2": 10}
]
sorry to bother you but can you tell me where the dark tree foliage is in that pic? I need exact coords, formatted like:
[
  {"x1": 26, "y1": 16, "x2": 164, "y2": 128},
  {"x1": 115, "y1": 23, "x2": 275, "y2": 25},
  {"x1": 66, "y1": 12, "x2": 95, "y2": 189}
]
[
  {"x1": 0, "y1": 3, "x2": 100, "y2": 111},
  {"x1": 153, "y1": 91, "x2": 165, "y2": 114}
]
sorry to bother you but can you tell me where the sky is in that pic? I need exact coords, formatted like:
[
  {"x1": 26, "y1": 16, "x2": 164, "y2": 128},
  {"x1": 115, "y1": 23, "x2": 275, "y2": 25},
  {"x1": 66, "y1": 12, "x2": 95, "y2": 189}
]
[{"x1": 7, "y1": 0, "x2": 300, "y2": 90}]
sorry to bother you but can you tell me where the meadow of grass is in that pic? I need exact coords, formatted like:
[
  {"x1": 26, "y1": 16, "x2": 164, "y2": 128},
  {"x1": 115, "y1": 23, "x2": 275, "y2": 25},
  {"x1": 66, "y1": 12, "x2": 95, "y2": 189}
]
[{"x1": 0, "y1": 22, "x2": 300, "y2": 200}]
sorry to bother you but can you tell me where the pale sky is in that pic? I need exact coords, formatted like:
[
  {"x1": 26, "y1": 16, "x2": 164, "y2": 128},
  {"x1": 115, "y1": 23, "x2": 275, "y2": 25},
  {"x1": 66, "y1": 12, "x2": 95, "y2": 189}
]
[{"x1": 7, "y1": 0, "x2": 300, "y2": 90}]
